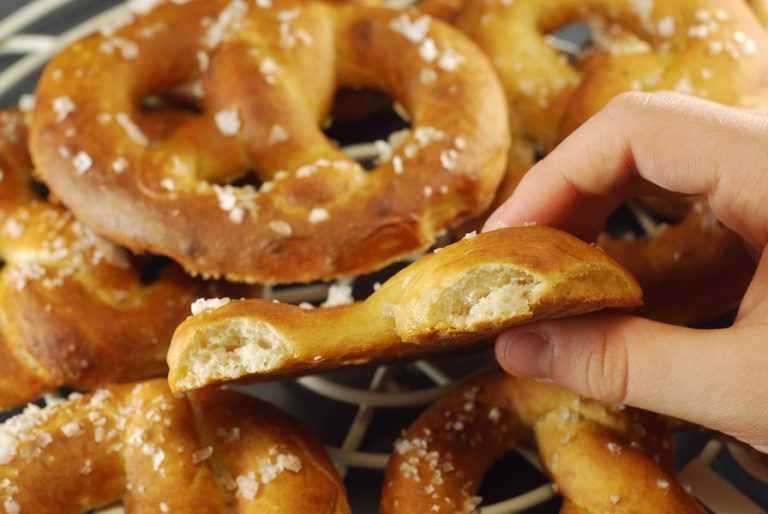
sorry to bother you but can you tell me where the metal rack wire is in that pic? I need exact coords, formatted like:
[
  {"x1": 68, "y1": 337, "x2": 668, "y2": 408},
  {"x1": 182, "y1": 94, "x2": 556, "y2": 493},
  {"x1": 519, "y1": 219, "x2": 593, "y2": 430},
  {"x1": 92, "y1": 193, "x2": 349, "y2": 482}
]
[{"x1": 0, "y1": 1, "x2": 766, "y2": 513}]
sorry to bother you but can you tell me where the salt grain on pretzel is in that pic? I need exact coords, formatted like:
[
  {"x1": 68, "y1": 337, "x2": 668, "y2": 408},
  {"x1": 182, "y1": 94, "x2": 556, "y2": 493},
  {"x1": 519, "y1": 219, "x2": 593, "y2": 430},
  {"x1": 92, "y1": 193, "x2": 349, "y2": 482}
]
[
  {"x1": 0, "y1": 379, "x2": 350, "y2": 513},
  {"x1": 0, "y1": 110, "x2": 244, "y2": 409},
  {"x1": 30, "y1": 0, "x2": 508, "y2": 284},
  {"x1": 381, "y1": 372, "x2": 703, "y2": 513},
  {"x1": 166, "y1": 226, "x2": 642, "y2": 392}
]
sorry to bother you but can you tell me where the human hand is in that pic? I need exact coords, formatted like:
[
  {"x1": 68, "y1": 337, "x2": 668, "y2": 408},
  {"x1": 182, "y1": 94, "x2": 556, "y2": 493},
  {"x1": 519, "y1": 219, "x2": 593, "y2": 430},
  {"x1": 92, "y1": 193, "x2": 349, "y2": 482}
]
[{"x1": 483, "y1": 91, "x2": 768, "y2": 452}]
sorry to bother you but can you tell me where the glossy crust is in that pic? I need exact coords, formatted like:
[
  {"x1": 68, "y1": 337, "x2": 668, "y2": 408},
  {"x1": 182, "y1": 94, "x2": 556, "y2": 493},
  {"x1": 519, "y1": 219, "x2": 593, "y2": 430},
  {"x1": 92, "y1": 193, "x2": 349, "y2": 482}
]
[
  {"x1": 0, "y1": 110, "x2": 247, "y2": 409},
  {"x1": 167, "y1": 226, "x2": 642, "y2": 391},
  {"x1": 29, "y1": 0, "x2": 508, "y2": 284},
  {"x1": 381, "y1": 371, "x2": 703, "y2": 514},
  {"x1": 0, "y1": 379, "x2": 350, "y2": 513}
]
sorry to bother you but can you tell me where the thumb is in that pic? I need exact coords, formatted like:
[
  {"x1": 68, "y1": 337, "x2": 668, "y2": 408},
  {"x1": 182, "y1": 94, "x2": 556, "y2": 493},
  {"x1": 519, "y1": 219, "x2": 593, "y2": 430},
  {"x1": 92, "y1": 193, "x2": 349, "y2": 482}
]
[{"x1": 495, "y1": 314, "x2": 768, "y2": 450}]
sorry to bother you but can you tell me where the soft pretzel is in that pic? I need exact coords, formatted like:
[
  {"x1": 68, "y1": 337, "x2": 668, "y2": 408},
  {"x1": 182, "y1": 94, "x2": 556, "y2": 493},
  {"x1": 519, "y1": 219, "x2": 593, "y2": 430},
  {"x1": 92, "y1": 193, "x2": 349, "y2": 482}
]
[
  {"x1": 29, "y1": 0, "x2": 508, "y2": 285},
  {"x1": 599, "y1": 204, "x2": 756, "y2": 325},
  {"x1": 381, "y1": 371, "x2": 703, "y2": 514},
  {"x1": 0, "y1": 378, "x2": 350, "y2": 513},
  {"x1": 0, "y1": 109, "x2": 246, "y2": 409},
  {"x1": 166, "y1": 226, "x2": 642, "y2": 392},
  {"x1": 443, "y1": 0, "x2": 768, "y2": 205}
]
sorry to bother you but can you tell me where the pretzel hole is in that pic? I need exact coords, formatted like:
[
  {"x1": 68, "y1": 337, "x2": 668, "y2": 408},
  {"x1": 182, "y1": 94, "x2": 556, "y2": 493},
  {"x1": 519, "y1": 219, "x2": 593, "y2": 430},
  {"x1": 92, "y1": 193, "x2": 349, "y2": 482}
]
[
  {"x1": 325, "y1": 89, "x2": 410, "y2": 170},
  {"x1": 136, "y1": 255, "x2": 175, "y2": 285},
  {"x1": 478, "y1": 450, "x2": 555, "y2": 507},
  {"x1": 546, "y1": 22, "x2": 593, "y2": 62},
  {"x1": 27, "y1": 179, "x2": 50, "y2": 201}
]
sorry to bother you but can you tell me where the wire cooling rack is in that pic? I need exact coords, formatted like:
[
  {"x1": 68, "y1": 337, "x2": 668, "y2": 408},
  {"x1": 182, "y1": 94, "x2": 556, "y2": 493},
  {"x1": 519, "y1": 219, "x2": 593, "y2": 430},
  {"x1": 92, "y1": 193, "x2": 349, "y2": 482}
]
[{"x1": 1, "y1": 1, "x2": 767, "y2": 513}]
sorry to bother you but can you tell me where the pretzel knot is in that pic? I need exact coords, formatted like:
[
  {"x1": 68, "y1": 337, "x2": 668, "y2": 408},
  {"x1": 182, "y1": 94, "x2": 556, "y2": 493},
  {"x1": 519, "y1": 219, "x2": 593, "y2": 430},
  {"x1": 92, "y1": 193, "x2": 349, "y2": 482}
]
[
  {"x1": 30, "y1": 0, "x2": 509, "y2": 285},
  {"x1": 0, "y1": 379, "x2": 350, "y2": 513},
  {"x1": 0, "y1": 110, "x2": 241, "y2": 409},
  {"x1": 381, "y1": 372, "x2": 703, "y2": 514}
]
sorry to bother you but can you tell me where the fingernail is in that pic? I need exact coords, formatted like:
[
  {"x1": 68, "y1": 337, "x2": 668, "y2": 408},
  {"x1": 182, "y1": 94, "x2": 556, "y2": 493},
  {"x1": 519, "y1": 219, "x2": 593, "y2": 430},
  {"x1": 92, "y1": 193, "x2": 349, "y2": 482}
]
[{"x1": 497, "y1": 330, "x2": 553, "y2": 380}]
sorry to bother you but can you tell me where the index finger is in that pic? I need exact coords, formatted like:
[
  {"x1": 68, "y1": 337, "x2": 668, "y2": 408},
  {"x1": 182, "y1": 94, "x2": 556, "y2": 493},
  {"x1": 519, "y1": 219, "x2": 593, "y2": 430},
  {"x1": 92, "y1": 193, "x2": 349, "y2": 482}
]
[{"x1": 483, "y1": 91, "x2": 768, "y2": 250}]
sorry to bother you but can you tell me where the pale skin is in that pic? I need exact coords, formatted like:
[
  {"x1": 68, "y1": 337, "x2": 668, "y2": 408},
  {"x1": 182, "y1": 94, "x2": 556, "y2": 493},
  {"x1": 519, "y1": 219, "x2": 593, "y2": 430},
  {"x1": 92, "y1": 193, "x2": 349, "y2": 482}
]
[{"x1": 483, "y1": 91, "x2": 768, "y2": 453}]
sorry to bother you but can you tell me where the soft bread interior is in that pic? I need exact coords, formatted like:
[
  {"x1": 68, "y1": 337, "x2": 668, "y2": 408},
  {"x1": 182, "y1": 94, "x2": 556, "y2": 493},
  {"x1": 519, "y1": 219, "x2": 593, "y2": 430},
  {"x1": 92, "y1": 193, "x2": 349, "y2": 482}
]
[
  {"x1": 401, "y1": 265, "x2": 545, "y2": 335},
  {"x1": 451, "y1": 266, "x2": 543, "y2": 325},
  {"x1": 173, "y1": 320, "x2": 289, "y2": 390}
]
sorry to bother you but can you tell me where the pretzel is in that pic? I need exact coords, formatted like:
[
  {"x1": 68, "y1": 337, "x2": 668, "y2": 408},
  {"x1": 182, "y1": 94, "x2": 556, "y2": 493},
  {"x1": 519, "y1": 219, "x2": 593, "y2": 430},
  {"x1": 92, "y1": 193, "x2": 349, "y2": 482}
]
[
  {"x1": 29, "y1": 0, "x2": 508, "y2": 285},
  {"x1": 0, "y1": 378, "x2": 350, "y2": 513},
  {"x1": 381, "y1": 371, "x2": 703, "y2": 513},
  {"x1": 0, "y1": 109, "x2": 248, "y2": 409},
  {"x1": 166, "y1": 226, "x2": 642, "y2": 392},
  {"x1": 442, "y1": 0, "x2": 768, "y2": 205},
  {"x1": 599, "y1": 203, "x2": 756, "y2": 325}
]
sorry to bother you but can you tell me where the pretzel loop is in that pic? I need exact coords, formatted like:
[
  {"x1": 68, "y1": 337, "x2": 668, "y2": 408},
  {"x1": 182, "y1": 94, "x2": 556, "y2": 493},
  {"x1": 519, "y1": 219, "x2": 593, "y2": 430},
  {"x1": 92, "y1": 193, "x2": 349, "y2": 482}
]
[
  {"x1": 0, "y1": 379, "x2": 350, "y2": 513},
  {"x1": 30, "y1": 0, "x2": 509, "y2": 284},
  {"x1": 0, "y1": 110, "x2": 246, "y2": 409},
  {"x1": 381, "y1": 372, "x2": 703, "y2": 513}
]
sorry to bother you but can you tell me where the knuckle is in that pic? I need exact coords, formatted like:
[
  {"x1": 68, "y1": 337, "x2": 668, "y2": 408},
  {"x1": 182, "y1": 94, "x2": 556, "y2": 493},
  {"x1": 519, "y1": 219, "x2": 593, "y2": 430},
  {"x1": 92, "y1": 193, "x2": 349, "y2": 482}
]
[
  {"x1": 578, "y1": 324, "x2": 630, "y2": 404},
  {"x1": 607, "y1": 90, "x2": 653, "y2": 112}
]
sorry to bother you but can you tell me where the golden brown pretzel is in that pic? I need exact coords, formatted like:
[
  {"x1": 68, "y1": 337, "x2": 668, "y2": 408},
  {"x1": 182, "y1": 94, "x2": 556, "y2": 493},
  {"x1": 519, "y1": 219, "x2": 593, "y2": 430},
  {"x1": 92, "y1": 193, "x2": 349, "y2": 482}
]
[
  {"x1": 166, "y1": 226, "x2": 642, "y2": 392},
  {"x1": 598, "y1": 203, "x2": 756, "y2": 325},
  {"x1": 0, "y1": 109, "x2": 244, "y2": 409},
  {"x1": 0, "y1": 379, "x2": 350, "y2": 513},
  {"x1": 30, "y1": 0, "x2": 508, "y2": 285},
  {"x1": 436, "y1": 0, "x2": 768, "y2": 202},
  {"x1": 381, "y1": 371, "x2": 703, "y2": 513}
]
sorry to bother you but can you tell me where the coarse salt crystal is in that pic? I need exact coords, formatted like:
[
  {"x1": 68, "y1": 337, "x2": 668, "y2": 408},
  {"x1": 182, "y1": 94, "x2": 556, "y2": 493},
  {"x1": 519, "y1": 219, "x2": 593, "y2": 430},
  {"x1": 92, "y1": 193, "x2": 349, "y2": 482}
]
[
  {"x1": 308, "y1": 207, "x2": 329, "y2": 224},
  {"x1": 192, "y1": 446, "x2": 214, "y2": 464},
  {"x1": 112, "y1": 157, "x2": 129, "y2": 173},
  {"x1": 19, "y1": 94, "x2": 35, "y2": 112},
  {"x1": 236, "y1": 473, "x2": 259, "y2": 499},
  {"x1": 268, "y1": 124, "x2": 289, "y2": 145},
  {"x1": 438, "y1": 48, "x2": 463, "y2": 71},
  {"x1": 419, "y1": 38, "x2": 439, "y2": 62},
  {"x1": 656, "y1": 16, "x2": 675, "y2": 38},
  {"x1": 61, "y1": 421, "x2": 83, "y2": 437},
  {"x1": 268, "y1": 220, "x2": 292, "y2": 236},
  {"x1": 53, "y1": 96, "x2": 75, "y2": 122},
  {"x1": 392, "y1": 156, "x2": 404, "y2": 174},
  {"x1": 322, "y1": 283, "x2": 354, "y2": 307},
  {"x1": 214, "y1": 108, "x2": 241, "y2": 136},
  {"x1": 0, "y1": 432, "x2": 18, "y2": 464},
  {"x1": 160, "y1": 178, "x2": 176, "y2": 191},
  {"x1": 191, "y1": 297, "x2": 231, "y2": 315}
]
